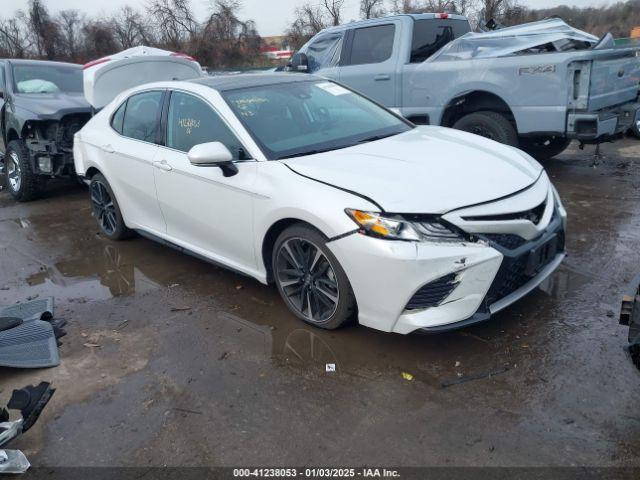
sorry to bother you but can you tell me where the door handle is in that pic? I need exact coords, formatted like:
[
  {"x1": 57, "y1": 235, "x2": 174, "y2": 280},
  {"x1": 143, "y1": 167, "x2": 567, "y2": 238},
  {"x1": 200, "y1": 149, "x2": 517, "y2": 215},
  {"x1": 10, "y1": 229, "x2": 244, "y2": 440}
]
[
  {"x1": 153, "y1": 160, "x2": 172, "y2": 172},
  {"x1": 101, "y1": 144, "x2": 115, "y2": 153},
  {"x1": 374, "y1": 74, "x2": 391, "y2": 81}
]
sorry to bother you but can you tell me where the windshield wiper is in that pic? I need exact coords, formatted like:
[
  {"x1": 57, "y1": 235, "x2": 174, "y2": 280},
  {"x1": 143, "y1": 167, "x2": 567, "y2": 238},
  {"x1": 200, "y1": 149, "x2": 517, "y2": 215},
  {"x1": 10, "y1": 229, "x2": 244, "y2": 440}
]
[
  {"x1": 356, "y1": 132, "x2": 399, "y2": 144},
  {"x1": 278, "y1": 147, "x2": 340, "y2": 159}
]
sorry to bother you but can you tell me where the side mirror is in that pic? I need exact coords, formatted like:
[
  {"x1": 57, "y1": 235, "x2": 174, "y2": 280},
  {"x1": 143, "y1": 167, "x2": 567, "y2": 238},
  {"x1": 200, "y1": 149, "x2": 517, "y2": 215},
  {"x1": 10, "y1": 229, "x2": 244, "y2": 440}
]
[
  {"x1": 288, "y1": 52, "x2": 309, "y2": 73},
  {"x1": 187, "y1": 142, "x2": 238, "y2": 177}
]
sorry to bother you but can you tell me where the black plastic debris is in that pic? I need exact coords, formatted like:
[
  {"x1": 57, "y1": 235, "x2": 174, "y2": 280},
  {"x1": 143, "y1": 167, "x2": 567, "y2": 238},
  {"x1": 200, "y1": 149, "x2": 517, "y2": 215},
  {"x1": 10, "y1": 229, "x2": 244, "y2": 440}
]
[
  {"x1": 0, "y1": 383, "x2": 54, "y2": 474},
  {"x1": 0, "y1": 382, "x2": 55, "y2": 448},
  {"x1": 7, "y1": 383, "x2": 55, "y2": 434}
]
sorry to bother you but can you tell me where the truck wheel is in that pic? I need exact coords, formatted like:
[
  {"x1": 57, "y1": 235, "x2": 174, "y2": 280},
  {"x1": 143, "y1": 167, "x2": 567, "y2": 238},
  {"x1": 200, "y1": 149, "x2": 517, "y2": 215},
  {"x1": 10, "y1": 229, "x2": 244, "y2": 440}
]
[
  {"x1": 452, "y1": 111, "x2": 518, "y2": 147},
  {"x1": 4, "y1": 140, "x2": 41, "y2": 202},
  {"x1": 631, "y1": 121, "x2": 640, "y2": 139},
  {"x1": 519, "y1": 136, "x2": 571, "y2": 160},
  {"x1": 89, "y1": 173, "x2": 132, "y2": 241}
]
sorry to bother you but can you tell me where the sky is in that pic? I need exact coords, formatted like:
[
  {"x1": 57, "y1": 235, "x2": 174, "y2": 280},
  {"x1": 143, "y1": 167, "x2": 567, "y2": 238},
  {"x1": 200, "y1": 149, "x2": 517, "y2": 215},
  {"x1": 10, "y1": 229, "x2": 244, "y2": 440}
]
[{"x1": 8, "y1": 0, "x2": 608, "y2": 36}]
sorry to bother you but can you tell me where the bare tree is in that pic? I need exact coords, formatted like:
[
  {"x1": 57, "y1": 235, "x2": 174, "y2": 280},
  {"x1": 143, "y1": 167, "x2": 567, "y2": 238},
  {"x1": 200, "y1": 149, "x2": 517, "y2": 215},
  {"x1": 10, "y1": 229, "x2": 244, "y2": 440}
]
[
  {"x1": 286, "y1": 3, "x2": 327, "y2": 50},
  {"x1": 57, "y1": 9, "x2": 84, "y2": 60},
  {"x1": 455, "y1": 0, "x2": 479, "y2": 15},
  {"x1": 423, "y1": 0, "x2": 458, "y2": 12},
  {"x1": 361, "y1": 0, "x2": 386, "y2": 19},
  {"x1": 195, "y1": 0, "x2": 261, "y2": 67},
  {"x1": 322, "y1": 0, "x2": 344, "y2": 26},
  {"x1": 27, "y1": 0, "x2": 61, "y2": 59},
  {"x1": 1, "y1": 0, "x2": 637, "y2": 69},
  {"x1": 0, "y1": 13, "x2": 30, "y2": 58},
  {"x1": 111, "y1": 6, "x2": 154, "y2": 49},
  {"x1": 146, "y1": 0, "x2": 197, "y2": 51},
  {"x1": 82, "y1": 20, "x2": 118, "y2": 59}
]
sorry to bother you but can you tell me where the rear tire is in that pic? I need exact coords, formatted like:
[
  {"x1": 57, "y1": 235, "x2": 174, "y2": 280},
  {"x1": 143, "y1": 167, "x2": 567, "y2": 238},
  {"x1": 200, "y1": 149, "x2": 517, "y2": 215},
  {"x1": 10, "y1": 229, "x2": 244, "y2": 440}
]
[
  {"x1": 4, "y1": 140, "x2": 41, "y2": 202},
  {"x1": 631, "y1": 121, "x2": 640, "y2": 139},
  {"x1": 519, "y1": 136, "x2": 571, "y2": 160},
  {"x1": 272, "y1": 224, "x2": 357, "y2": 330},
  {"x1": 452, "y1": 111, "x2": 518, "y2": 147},
  {"x1": 89, "y1": 173, "x2": 132, "y2": 241}
]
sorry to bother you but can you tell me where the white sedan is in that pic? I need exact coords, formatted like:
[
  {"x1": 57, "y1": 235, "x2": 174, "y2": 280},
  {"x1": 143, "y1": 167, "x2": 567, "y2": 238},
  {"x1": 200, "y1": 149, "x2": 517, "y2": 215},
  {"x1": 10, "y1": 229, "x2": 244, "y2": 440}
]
[{"x1": 74, "y1": 73, "x2": 566, "y2": 334}]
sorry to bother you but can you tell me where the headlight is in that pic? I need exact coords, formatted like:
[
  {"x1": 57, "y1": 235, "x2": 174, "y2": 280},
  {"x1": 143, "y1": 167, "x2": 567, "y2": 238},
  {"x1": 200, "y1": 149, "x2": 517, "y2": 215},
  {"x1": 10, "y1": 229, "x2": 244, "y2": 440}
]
[{"x1": 345, "y1": 209, "x2": 463, "y2": 242}]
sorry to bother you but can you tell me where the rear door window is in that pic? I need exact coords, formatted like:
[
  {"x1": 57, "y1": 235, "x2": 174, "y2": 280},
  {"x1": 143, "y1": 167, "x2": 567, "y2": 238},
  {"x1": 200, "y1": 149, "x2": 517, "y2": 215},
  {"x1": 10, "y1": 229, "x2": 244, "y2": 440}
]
[
  {"x1": 410, "y1": 19, "x2": 471, "y2": 63},
  {"x1": 166, "y1": 91, "x2": 244, "y2": 159},
  {"x1": 121, "y1": 91, "x2": 163, "y2": 143},
  {"x1": 348, "y1": 24, "x2": 395, "y2": 66}
]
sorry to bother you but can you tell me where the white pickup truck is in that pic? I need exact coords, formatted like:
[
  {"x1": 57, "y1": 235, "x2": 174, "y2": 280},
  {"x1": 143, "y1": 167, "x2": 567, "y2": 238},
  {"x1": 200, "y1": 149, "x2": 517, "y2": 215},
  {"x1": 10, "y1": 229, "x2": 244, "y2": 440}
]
[{"x1": 290, "y1": 14, "x2": 640, "y2": 158}]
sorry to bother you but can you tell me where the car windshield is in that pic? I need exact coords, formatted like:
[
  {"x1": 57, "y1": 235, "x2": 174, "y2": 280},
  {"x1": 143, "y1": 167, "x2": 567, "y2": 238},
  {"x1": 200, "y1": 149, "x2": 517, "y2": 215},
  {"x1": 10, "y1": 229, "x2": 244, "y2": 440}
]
[
  {"x1": 12, "y1": 64, "x2": 83, "y2": 94},
  {"x1": 223, "y1": 80, "x2": 412, "y2": 160}
]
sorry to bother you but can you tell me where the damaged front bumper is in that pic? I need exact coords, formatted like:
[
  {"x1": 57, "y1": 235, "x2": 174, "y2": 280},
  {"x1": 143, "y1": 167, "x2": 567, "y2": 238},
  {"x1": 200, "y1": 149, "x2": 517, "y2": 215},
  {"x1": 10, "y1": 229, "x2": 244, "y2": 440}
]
[
  {"x1": 620, "y1": 273, "x2": 640, "y2": 370},
  {"x1": 567, "y1": 102, "x2": 640, "y2": 142},
  {"x1": 328, "y1": 209, "x2": 566, "y2": 334},
  {"x1": 25, "y1": 138, "x2": 75, "y2": 176},
  {"x1": 18, "y1": 113, "x2": 91, "y2": 177}
]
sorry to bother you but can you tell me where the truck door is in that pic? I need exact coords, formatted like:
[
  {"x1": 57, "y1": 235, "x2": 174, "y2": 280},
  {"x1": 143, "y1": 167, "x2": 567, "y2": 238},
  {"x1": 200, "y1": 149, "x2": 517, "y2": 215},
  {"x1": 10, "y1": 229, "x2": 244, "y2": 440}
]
[{"x1": 338, "y1": 21, "x2": 401, "y2": 108}]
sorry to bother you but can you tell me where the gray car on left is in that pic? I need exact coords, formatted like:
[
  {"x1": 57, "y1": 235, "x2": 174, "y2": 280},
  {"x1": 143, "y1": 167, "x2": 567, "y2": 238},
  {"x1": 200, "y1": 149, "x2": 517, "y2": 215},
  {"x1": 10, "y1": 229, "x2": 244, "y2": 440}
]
[{"x1": 0, "y1": 59, "x2": 91, "y2": 201}]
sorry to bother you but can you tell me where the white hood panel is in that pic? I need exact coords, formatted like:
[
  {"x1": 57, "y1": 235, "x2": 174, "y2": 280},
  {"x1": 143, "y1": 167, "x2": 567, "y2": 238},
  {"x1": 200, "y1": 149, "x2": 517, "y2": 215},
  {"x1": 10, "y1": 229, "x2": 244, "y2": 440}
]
[{"x1": 282, "y1": 126, "x2": 543, "y2": 214}]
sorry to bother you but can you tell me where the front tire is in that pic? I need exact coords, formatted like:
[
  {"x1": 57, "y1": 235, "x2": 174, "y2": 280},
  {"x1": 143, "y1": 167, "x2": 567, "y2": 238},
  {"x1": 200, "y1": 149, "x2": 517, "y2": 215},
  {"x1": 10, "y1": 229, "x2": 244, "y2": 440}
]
[
  {"x1": 452, "y1": 111, "x2": 519, "y2": 147},
  {"x1": 4, "y1": 140, "x2": 41, "y2": 202},
  {"x1": 631, "y1": 121, "x2": 640, "y2": 139},
  {"x1": 89, "y1": 173, "x2": 132, "y2": 241},
  {"x1": 272, "y1": 225, "x2": 357, "y2": 330}
]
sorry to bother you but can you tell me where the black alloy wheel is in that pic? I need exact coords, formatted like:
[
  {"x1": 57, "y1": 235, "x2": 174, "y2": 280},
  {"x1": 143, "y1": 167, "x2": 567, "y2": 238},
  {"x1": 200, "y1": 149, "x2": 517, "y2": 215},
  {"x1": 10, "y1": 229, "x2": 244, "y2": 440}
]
[{"x1": 276, "y1": 237, "x2": 340, "y2": 324}]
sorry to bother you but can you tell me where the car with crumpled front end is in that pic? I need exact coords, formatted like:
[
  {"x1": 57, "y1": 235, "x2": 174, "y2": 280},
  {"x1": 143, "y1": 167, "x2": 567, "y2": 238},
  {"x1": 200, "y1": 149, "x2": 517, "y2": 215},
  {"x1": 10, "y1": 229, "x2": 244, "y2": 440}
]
[{"x1": 0, "y1": 59, "x2": 91, "y2": 201}]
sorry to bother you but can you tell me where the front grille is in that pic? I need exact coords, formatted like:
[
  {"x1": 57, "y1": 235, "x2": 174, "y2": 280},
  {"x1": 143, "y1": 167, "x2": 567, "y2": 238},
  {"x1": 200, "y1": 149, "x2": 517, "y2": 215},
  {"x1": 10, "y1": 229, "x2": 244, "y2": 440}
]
[
  {"x1": 483, "y1": 233, "x2": 527, "y2": 250},
  {"x1": 463, "y1": 200, "x2": 547, "y2": 225},
  {"x1": 485, "y1": 256, "x2": 531, "y2": 306},
  {"x1": 406, "y1": 273, "x2": 459, "y2": 310},
  {"x1": 485, "y1": 229, "x2": 565, "y2": 307}
]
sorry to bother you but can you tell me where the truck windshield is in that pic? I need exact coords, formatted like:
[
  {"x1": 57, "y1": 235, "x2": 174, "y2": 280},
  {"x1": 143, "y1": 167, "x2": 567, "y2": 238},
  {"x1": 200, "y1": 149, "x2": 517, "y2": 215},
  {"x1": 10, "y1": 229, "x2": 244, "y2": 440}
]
[
  {"x1": 223, "y1": 80, "x2": 412, "y2": 160},
  {"x1": 12, "y1": 64, "x2": 83, "y2": 94},
  {"x1": 411, "y1": 19, "x2": 471, "y2": 62}
]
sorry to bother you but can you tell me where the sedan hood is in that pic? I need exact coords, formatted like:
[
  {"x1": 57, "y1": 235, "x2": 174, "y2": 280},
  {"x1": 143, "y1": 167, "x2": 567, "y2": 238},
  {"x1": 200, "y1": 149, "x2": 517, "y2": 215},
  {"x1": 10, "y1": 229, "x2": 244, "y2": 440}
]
[
  {"x1": 13, "y1": 93, "x2": 91, "y2": 119},
  {"x1": 281, "y1": 126, "x2": 543, "y2": 214}
]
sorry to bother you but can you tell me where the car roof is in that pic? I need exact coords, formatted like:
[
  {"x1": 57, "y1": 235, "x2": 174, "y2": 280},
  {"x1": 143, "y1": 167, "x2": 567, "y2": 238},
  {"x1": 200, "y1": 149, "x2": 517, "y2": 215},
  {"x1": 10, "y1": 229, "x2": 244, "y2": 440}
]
[
  {"x1": 319, "y1": 12, "x2": 469, "y2": 33},
  {"x1": 1, "y1": 59, "x2": 81, "y2": 68},
  {"x1": 189, "y1": 73, "x2": 323, "y2": 92}
]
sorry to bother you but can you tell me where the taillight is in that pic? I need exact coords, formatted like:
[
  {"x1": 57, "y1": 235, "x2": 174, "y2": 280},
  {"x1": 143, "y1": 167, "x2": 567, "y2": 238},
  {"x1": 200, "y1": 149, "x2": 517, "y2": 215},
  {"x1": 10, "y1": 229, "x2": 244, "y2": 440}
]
[
  {"x1": 83, "y1": 57, "x2": 111, "y2": 70},
  {"x1": 171, "y1": 52, "x2": 196, "y2": 62},
  {"x1": 435, "y1": 13, "x2": 450, "y2": 19}
]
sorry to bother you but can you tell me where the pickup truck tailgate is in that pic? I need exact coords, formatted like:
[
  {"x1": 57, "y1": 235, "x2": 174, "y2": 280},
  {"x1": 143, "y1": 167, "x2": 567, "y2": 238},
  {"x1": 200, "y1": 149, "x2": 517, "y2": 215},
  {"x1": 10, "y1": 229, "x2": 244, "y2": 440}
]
[{"x1": 589, "y1": 50, "x2": 640, "y2": 111}]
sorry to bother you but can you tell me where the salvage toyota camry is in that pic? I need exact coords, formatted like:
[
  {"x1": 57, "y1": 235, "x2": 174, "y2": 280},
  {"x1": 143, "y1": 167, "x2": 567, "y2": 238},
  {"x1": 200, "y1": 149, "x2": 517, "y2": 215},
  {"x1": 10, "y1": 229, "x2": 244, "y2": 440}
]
[{"x1": 73, "y1": 73, "x2": 566, "y2": 334}]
